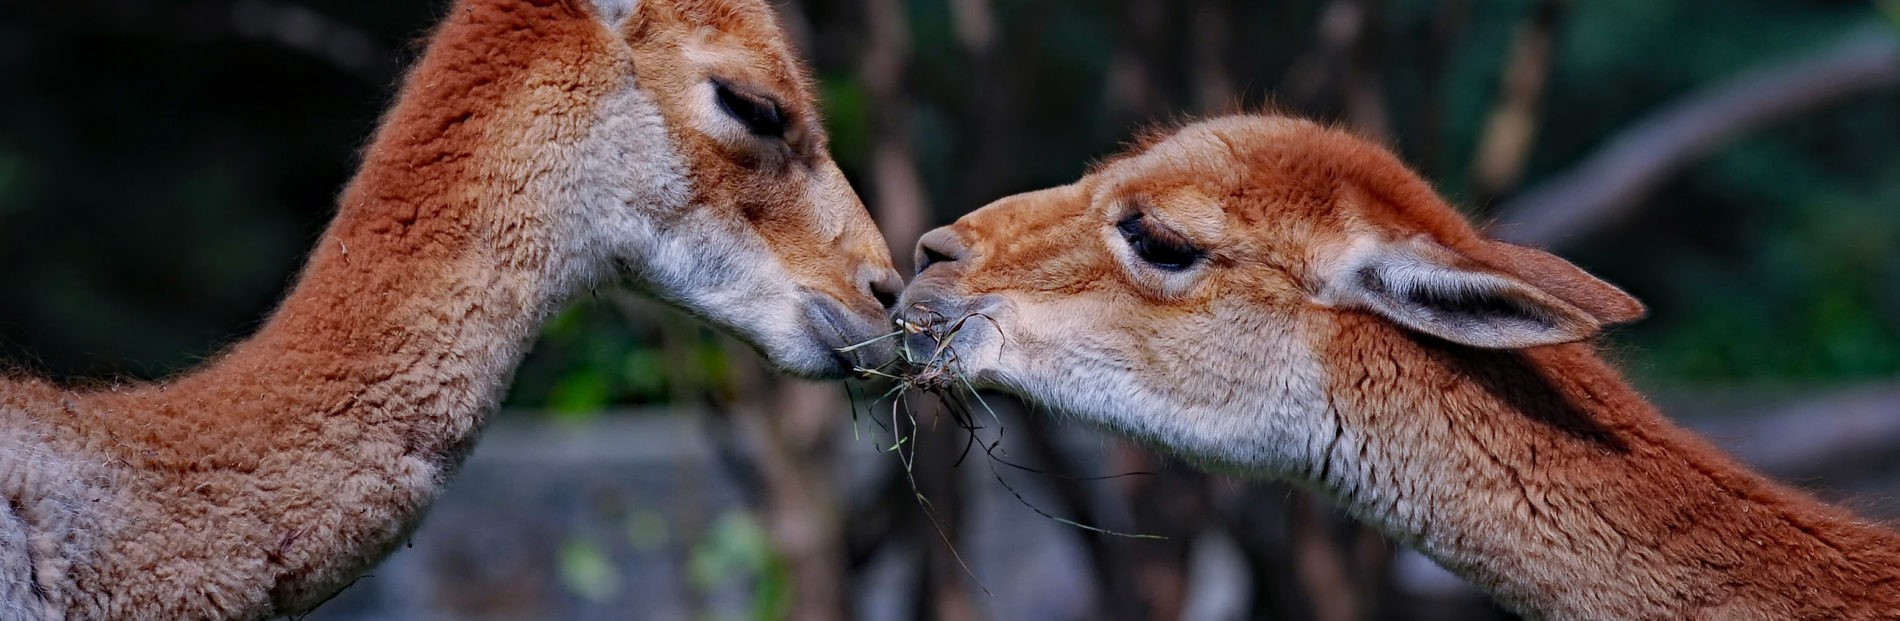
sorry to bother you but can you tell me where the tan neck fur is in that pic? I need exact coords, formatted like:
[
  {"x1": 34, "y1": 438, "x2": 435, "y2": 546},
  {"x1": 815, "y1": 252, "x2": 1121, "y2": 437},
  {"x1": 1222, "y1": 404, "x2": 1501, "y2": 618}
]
[
  {"x1": 0, "y1": 1, "x2": 609, "y2": 617},
  {"x1": 54, "y1": 230, "x2": 539, "y2": 616},
  {"x1": 1319, "y1": 315, "x2": 1900, "y2": 620}
]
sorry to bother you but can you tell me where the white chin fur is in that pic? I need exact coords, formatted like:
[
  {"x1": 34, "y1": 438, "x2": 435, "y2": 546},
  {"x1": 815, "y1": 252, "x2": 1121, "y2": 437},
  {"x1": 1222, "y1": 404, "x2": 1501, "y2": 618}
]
[
  {"x1": 980, "y1": 307, "x2": 1336, "y2": 478},
  {"x1": 530, "y1": 66, "x2": 850, "y2": 378}
]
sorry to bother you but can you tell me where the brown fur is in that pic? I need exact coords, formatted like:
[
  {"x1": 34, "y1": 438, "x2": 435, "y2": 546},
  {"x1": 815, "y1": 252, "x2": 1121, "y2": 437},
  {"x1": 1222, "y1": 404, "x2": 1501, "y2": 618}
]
[
  {"x1": 0, "y1": 0, "x2": 895, "y2": 618},
  {"x1": 900, "y1": 114, "x2": 1900, "y2": 620}
]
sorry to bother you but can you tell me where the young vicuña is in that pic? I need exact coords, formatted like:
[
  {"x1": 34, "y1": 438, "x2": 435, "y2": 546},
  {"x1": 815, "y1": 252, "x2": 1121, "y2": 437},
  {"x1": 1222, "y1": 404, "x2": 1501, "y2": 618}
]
[
  {"x1": 0, "y1": 0, "x2": 900, "y2": 617},
  {"x1": 897, "y1": 114, "x2": 1900, "y2": 620}
]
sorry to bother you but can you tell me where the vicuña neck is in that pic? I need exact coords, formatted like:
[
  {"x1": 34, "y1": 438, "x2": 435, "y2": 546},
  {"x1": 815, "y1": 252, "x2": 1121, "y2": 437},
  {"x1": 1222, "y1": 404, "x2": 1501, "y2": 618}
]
[
  {"x1": 1316, "y1": 319, "x2": 1900, "y2": 620},
  {"x1": 47, "y1": 2, "x2": 615, "y2": 615},
  {"x1": 95, "y1": 0, "x2": 573, "y2": 484}
]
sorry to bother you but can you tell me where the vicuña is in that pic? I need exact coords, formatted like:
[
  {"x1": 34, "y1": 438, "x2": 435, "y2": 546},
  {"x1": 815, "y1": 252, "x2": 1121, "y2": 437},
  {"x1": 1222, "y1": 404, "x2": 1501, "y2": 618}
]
[
  {"x1": 0, "y1": 0, "x2": 900, "y2": 617},
  {"x1": 899, "y1": 114, "x2": 1900, "y2": 620}
]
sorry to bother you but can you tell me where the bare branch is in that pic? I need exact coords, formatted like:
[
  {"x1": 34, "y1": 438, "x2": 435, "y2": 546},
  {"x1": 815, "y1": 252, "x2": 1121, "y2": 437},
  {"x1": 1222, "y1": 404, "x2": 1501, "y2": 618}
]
[
  {"x1": 1490, "y1": 30, "x2": 1900, "y2": 250},
  {"x1": 1677, "y1": 382, "x2": 1900, "y2": 484},
  {"x1": 227, "y1": 0, "x2": 383, "y2": 81}
]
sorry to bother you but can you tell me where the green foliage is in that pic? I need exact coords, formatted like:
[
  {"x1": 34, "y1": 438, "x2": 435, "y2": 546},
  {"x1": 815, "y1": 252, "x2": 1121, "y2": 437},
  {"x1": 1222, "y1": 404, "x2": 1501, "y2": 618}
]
[
  {"x1": 818, "y1": 76, "x2": 872, "y2": 167},
  {"x1": 1618, "y1": 149, "x2": 1900, "y2": 382},
  {"x1": 557, "y1": 536, "x2": 623, "y2": 603},
  {"x1": 688, "y1": 511, "x2": 788, "y2": 621},
  {"x1": 625, "y1": 509, "x2": 672, "y2": 553}
]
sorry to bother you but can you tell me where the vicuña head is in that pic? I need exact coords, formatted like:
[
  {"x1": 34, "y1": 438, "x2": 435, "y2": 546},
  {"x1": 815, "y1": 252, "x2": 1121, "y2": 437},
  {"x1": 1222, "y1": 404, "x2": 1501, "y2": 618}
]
[
  {"x1": 900, "y1": 114, "x2": 1900, "y2": 619},
  {"x1": 0, "y1": 0, "x2": 893, "y2": 617}
]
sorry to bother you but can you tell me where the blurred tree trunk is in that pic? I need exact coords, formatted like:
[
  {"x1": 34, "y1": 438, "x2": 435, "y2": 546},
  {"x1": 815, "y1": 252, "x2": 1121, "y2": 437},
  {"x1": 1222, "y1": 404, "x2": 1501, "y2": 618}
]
[
  {"x1": 858, "y1": 0, "x2": 983, "y2": 618},
  {"x1": 1288, "y1": 494, "x2": 1362, "y2": 621},
  {"x1": 1104, "y1": 0, "x2": 1175, "y2": 127},
  {"x1": 699, "y1": 320, "x2": 851, "y2": 620},
  {"x1": 906, "y1": 404, "x2": 983, "y2": 621},
  {"x1": 1187, "y1": 0, "x2": 1239, "y2": 113},
  {"x1": 752, "y1": 380, "x2": 853, "y2": 620},
  {"x1": 1014, "y1": 408, "x2": 1148, "y2": 620},
  {"x1": 1409, "y1": 0, "x2": 1471, "y2": 177},
  {"x1": 1470, "y1": 0, "x2": 1568, "y2": 204},
  {"x1": 1284, "y1": 0, "x2": 1390, "y2": 137},
  {"x1": 860, "y1": 0, "x2": 930, "y2": 270},
  {"x1": 952, "y1": 0, "x2": 1043, "y2": 210},
  {"x1": 1216, "y1": 481, "x2": 1315, "y2": 620},
  {"x1": 1107, "y1": 447, "x2": 1213, "y2": 620}
]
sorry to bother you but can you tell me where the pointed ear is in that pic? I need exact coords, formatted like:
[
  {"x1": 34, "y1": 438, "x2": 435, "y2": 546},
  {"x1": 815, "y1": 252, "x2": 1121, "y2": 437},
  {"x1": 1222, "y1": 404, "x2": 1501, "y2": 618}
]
[
  {"x1": 1320, "y1": 237, "x2": 1636, "y2": 349},
  {"x1": 1473, "y1": 240, "x2": 1646, "y2": 326}
]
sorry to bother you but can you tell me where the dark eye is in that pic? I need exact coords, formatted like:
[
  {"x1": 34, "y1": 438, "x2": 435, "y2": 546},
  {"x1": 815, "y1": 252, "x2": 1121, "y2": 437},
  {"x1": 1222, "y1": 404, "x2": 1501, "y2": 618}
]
[
  {"x1": 712, "y1": 79, "x2": 786, "y2": 137},
  {"x1": 1116, "y1": 212, "x2": 1202, "y2": 271}
]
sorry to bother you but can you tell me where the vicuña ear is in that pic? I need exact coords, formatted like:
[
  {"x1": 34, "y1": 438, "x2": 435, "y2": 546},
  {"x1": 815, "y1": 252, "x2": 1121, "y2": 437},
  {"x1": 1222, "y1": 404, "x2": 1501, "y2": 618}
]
[
  {"x1": 1321, "y1": 237, "x2": 1627, "y2": 349},
  {"x1": 1472, "y1": 239, "x2": 1646, "y2": 326}
]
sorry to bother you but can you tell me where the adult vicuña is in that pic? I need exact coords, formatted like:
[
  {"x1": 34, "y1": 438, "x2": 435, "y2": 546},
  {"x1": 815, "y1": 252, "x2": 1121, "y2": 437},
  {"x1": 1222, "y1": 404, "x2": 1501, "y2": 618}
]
[
  {"x1": 897, "y1": 114, "x2": 1900, "y2": 620},
  {"x1": 0, "y1": 0, "x2": 901, "y2": 617}
]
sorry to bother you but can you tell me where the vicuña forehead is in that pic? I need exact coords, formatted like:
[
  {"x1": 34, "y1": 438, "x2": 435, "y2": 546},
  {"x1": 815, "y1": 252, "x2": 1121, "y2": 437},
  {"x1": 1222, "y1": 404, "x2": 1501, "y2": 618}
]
[
  {"x1": 672, "y1": 5, "x2": 801, "y2": 75},
  {"x1": 642, "y1": 0, "x2": 823, "y2": 138},
  {"x1": 1095, "y1": 114, "x2": 1479, "y2": 244},
  {"x1": 1095, "y1": 115, "x2": 1318, "y2": 188}
]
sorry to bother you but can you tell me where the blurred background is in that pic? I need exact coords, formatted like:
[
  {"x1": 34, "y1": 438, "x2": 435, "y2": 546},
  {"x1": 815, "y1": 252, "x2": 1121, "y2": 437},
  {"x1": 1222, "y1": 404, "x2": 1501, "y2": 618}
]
[{"x1": 2, "y1": 0, "x2": 1899, "y2": 619}]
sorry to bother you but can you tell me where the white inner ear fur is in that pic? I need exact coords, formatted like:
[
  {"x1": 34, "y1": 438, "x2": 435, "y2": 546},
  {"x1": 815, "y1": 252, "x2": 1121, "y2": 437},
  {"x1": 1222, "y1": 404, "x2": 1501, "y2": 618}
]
[
  {"x1": 590, "y1": 0, "x2": 636, "y2": 27},
  {"x1": 1317, "y1": 236, "x2": 1600, "y2": 349}
]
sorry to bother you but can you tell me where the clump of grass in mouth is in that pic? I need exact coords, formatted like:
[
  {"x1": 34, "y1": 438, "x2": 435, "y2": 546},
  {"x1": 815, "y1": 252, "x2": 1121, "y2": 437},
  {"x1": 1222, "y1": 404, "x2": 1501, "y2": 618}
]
[{"x1": 835, "y1": 305, "x2": 1163, "y2": 595}]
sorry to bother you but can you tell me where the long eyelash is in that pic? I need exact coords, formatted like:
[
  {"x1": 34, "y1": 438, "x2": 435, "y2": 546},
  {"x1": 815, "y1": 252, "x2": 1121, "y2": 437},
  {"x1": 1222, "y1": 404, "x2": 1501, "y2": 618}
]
[
  {"x1": 1116, "y1": 212, "x2": 1202, "y2": 271},
  {"x1": 712, "y1": 80, "x2": 785, "y2": 136}
]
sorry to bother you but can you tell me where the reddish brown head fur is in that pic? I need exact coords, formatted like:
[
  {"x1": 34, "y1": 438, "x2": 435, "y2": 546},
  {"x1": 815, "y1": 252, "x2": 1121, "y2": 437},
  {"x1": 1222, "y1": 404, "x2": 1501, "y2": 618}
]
[{"x1": 899, "y1": 113, "x2": 1900, "y2": 619}]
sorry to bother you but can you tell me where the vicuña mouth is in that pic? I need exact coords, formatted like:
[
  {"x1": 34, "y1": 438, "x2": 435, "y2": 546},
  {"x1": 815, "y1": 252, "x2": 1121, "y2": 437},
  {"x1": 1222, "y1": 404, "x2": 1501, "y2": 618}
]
[
  {"x1": 887, "y1": 301, "x2": 995, "y2": 390},
  {"x1": 798, "y1": 293, "x2": 896, "y2": 378}
]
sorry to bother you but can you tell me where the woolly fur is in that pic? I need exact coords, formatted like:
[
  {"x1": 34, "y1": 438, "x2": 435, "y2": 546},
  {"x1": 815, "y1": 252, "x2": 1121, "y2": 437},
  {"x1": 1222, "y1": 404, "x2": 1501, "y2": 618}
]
[
  {"x1": 0, "y1": 0, "x2": 896, "y2": 617},
  {"x1": 901, "y1": 114, "x2": 1900, "y2": 620}
]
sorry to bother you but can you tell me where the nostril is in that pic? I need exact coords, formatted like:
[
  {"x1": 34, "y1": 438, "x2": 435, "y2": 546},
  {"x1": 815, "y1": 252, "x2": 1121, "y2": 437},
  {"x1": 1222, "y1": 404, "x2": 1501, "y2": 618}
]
[
  {"x1": 866, "y1": 271, "x2": 903, "y2": 310},
  {"x1": 914, "y1": 227, "x2": 969, "y2": 275},
  {"x1": 871, "y1": 283, "x2": 899, "y2": 310},
  {"x1": 920, "y1": 246, "x2": 954, "y2": 271}
]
